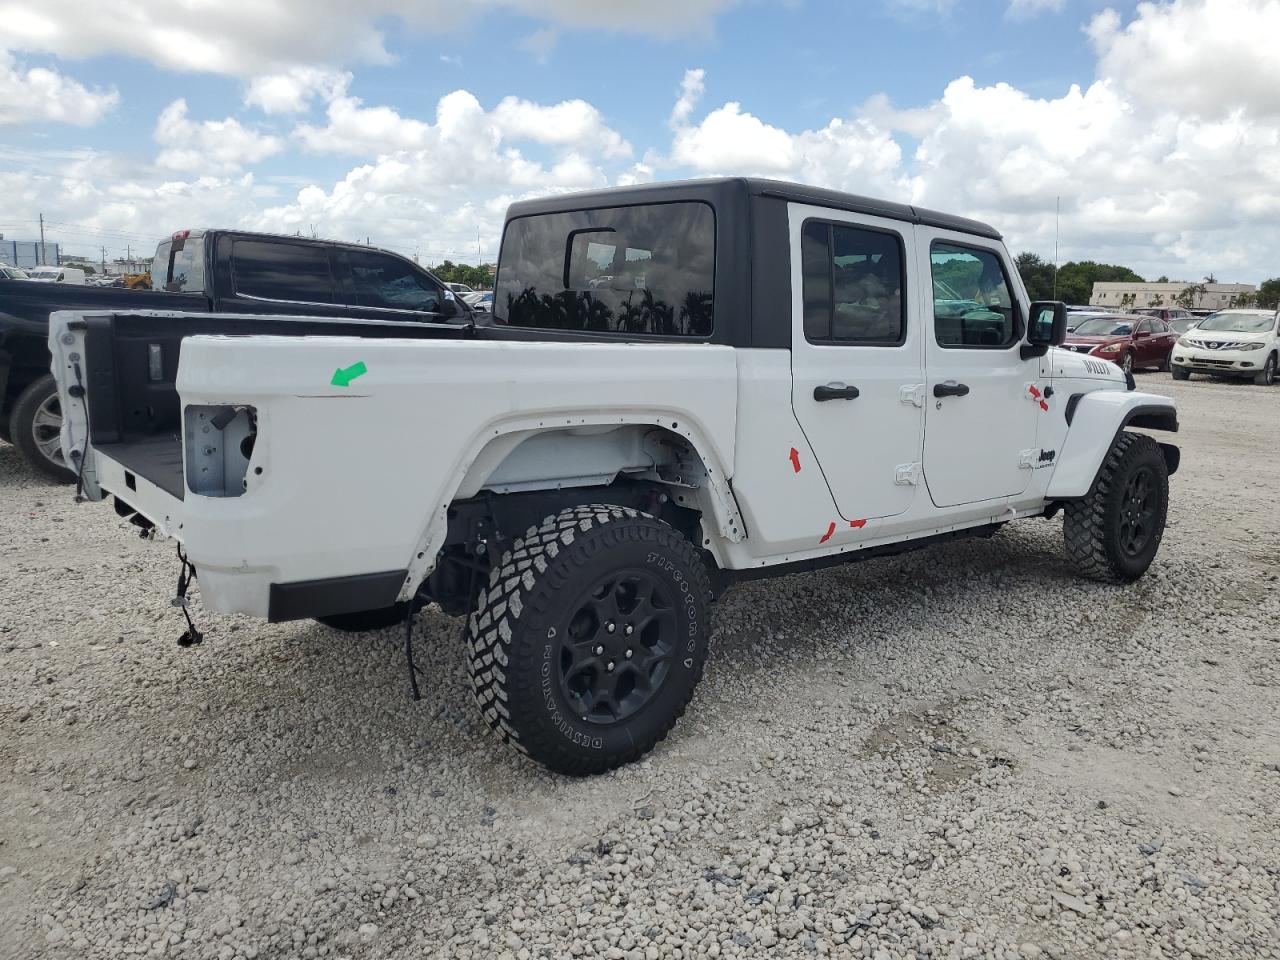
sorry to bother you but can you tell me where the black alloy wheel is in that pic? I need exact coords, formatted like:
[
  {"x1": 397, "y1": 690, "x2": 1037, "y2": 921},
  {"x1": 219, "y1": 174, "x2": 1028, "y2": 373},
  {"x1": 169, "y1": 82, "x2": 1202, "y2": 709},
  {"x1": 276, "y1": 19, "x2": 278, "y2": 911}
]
[
  {"x1": 1117, "y1": 465, "x2": 1157, "y2": 558},
  {"x1": 558, "y1": 569, "x2": 676, "y2": 725}
]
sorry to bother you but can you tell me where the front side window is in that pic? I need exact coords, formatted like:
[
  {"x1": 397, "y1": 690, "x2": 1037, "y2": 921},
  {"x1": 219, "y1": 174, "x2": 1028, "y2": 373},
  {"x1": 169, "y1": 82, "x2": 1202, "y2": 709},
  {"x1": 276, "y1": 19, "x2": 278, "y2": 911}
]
[
  {"x1": 347, "y1": 250, "x2": 441, "y2": 312},
  {"x1": 233, "y1": 240, "x2": 334, "y2": 304},
  {"x1": 801, "y1": 220, "x2": 906, "y2": 345},
  {"x1": 930, "y1": 243, "x2": 1018, "y2": 348},
  {"x1": 496, "y1": 201, "x2": 714, "y2": 337}
]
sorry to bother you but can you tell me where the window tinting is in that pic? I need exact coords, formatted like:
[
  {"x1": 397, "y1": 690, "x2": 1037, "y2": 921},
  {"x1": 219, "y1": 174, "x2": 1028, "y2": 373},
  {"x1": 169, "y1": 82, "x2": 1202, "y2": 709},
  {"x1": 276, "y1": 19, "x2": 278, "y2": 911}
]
[
  {"x1": 496, "y1": 202, "x2": 714, "y2": 336},
  {"x1": 233, "y1": 240, "x2": 334, "y2": 304},
  {"x1": 930, "y1": 243, "x2": 1018, "y2": 348},
  {"x1": 801, "y1": 221, "x2": 905, "y2": 344},
  {"x1": 347, "y1": 249, "x2": 441, "y2": 312}
]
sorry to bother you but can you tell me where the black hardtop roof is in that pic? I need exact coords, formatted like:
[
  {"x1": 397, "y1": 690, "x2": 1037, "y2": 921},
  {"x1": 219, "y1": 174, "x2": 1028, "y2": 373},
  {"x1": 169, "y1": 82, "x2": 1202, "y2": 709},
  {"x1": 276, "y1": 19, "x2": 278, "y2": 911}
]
[{"x1": 504, "y1": 177, "x2": 1002, "y2": 241}]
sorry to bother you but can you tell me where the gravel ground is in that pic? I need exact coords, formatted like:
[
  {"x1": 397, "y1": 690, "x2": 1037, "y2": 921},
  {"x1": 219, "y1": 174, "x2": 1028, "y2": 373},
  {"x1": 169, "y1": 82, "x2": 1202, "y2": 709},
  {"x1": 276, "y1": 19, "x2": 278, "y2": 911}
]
[{"x1": 2, "y1": 371, "x2": 1278, "y2": 960}]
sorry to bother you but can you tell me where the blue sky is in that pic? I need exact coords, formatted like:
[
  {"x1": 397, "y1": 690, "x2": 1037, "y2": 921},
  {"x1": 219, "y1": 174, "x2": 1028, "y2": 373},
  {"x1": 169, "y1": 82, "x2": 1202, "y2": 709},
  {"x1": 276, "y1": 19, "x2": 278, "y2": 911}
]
[{"x1": 1, "y1": 1, "x2": 1277, "y2": 281}]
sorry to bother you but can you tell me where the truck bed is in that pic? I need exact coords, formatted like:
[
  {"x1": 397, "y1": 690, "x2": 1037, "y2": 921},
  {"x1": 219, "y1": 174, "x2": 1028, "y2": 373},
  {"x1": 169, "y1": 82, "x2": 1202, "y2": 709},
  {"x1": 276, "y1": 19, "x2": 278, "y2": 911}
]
[{"x1": 70, "y1": 310, "x2": 476, "y2": 504}]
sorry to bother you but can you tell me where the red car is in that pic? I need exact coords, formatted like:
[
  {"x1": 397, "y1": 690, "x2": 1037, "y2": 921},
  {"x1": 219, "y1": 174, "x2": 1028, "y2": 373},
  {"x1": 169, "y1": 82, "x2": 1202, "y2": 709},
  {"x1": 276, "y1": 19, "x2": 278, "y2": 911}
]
[{"x1": 1062, "y1": 314, "x2": 1177, "y2": 375}]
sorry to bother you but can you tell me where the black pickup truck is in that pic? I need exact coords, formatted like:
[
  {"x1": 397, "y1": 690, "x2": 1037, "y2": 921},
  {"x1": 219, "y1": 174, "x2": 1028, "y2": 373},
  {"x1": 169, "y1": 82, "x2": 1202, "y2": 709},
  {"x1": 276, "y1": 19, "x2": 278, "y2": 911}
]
[{"x1": 0, "y1": 229, "x2": 474, "y2": 480}]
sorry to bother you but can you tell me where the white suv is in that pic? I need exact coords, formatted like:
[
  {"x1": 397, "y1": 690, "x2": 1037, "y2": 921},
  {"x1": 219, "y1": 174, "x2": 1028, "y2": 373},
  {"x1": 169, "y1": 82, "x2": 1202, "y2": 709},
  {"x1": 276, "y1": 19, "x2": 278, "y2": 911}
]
[{"x1": 1171, "y1": 309, "x2": 1280, "y2": 385}]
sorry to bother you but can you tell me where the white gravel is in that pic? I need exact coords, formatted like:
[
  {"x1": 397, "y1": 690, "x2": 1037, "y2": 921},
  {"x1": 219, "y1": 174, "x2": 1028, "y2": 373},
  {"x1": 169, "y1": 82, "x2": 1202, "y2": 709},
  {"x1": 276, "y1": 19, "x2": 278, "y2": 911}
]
[{"x1": 2, "y1": 371, "x2": 1278, "y2": 960}]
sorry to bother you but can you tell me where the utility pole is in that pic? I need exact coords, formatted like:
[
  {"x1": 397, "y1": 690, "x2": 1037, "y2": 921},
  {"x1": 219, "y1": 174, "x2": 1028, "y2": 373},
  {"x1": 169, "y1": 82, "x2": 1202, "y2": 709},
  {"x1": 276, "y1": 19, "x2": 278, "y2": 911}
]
[
  {"x1": 101, "y1": 246, "x2": 107, "y2": 273},
  {"x1": 477, "y1": 227, "x2": 481, "y2": 263},
  {"x1": 38, "y1": 213, "x2": 46, "y2": 265}
]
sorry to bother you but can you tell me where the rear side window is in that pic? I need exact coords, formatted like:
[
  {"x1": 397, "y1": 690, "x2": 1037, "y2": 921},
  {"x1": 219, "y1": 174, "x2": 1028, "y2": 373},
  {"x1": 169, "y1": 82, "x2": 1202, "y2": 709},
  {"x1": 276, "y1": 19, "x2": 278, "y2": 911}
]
[
  {"x1": 233, "y1": 240, "x2": 334, "y2": 304},
  {"x1": 496, "y1": 201, "x2": 714, "y2": 337},
  {"x1": 930, "y1": 243, "x2": 1019, "y2": 348},
  {"x1": 346, "y1": 249, "x2": 441, "y2": 312},
  {"x1": 801, "y1": 220, "x2": 906, "y2": 344}
]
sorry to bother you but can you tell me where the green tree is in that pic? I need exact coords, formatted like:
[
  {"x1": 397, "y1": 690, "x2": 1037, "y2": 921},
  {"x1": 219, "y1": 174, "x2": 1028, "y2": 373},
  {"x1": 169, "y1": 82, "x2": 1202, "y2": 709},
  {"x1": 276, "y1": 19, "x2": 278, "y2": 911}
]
[
  {"x1": 1155, "y1": 275, "x2": 1169, "y2": 283},
  {"x1": 1257, "y1": 278, "x2": 1280, "y2": 309},
  {"x1": 1052, "y1": 261, "x2": 1145, "y2": 306},
  {"x1": 1014, "y1": 252, "x2": 1056, "y2": 301}
]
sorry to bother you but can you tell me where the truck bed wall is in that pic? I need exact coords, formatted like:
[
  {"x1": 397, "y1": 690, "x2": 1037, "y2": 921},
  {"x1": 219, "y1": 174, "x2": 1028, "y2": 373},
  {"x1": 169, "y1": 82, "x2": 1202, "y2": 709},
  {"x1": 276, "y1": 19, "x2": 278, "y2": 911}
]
[{"x1": 77, "y1": 312, "x2": 473, "y2": 445}]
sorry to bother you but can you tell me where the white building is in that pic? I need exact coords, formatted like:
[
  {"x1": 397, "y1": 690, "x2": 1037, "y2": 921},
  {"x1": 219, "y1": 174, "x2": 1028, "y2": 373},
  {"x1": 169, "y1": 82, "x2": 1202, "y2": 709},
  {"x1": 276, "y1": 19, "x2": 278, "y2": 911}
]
[{"x1": 1091, "y1": 281, "x2": 1256, "y2": 310}]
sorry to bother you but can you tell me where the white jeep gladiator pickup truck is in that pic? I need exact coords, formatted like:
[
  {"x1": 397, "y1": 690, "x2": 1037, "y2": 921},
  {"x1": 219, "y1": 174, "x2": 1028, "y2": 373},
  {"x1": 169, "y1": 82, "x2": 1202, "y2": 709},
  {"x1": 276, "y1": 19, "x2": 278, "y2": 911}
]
[{"x1": 51, "y1": 178, "x2": 1179, "y2": 775}]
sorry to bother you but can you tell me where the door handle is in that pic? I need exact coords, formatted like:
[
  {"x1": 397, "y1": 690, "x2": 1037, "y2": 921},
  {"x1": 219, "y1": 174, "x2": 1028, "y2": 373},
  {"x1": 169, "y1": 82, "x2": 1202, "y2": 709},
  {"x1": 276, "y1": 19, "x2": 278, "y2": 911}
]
[
  {"x1": 814, "y1": 382, "x2": 861, "y2": 402},
  {"x1": 933, "y1": 381, "x2": 970, "y2": 398}
]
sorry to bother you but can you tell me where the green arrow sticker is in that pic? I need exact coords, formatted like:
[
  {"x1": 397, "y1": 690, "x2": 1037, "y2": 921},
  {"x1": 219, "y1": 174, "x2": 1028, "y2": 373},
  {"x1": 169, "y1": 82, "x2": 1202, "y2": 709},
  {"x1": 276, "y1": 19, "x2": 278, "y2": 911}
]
[{"x1": 331, "y1": 361, "x2": 367, "y2": 387}]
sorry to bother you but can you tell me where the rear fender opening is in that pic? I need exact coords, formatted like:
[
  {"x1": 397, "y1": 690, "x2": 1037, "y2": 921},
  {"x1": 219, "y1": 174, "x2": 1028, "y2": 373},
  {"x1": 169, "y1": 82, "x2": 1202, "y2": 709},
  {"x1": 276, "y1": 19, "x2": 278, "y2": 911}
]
[{"x1": 402, "y1": 422, "x2": 743, "y2": 606}]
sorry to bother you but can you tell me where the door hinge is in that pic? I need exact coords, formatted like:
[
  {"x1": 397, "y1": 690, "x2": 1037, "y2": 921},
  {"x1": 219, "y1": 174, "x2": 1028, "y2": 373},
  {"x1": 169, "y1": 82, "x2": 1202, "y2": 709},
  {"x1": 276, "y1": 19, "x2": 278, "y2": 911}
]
[
  {"x1": 894, "y1": 462, "x2": 921, "y2": 485},
  {"x1": 899, "y1": 383, "x2": 925, "y2": 408}
]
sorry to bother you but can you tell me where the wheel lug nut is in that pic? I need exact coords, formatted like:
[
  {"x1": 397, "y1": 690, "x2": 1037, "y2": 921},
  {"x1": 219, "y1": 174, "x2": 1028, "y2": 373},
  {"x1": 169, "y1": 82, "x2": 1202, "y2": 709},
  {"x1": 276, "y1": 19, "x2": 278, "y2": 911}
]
[
  {"x1": 606, "y1": 661, "x2": 615, "y2": 672},
  {"x1": 624, "y1": 624, "x2": 634, "y2": 636},
  {"x1": 625, "y1": 648, "x2": 633, "y2": 658},
  {"x1": 606, "y1": 622, "x2": 616, "y2": 633},
  {"x1": 594, "y1": 645, "x2": 604, "y2": 655}
]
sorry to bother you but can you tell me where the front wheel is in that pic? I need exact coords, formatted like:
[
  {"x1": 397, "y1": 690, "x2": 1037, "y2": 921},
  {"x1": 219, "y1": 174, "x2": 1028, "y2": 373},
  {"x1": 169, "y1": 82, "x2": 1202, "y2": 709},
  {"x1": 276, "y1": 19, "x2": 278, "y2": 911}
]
[
  {"x1": 1255, "y1": 353, "x2": 1277, "y2": 386},
  {"x1": 1063, "y1": 432, "x2": 1169, "y2": 583},
  {"x1": 9, "y1": 374, "x2": 76, "y2": 483},
  {"x1": 1120, "y1": 352, "x2": 1134, "y2": 375},
  {"x1": 467, "y1": 505, "x2": 711, "y2": 776},
  {"x1": 1170, "y1": 364, "x2": 1190, "y2": 381}
]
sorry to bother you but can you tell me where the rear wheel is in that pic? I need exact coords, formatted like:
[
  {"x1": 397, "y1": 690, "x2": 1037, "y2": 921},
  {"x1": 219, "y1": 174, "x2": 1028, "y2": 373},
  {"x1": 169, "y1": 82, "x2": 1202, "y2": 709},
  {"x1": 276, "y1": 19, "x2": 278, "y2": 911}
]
[
  {"x1": 314, "y1": 604, "x2": 408, "y2": 632},
  {"x1": 1254, "y1": 353, "x2": 1277, "y2": 386},
  {"x1": 9, "y1": 374, "x2": 76, "y2": 483},
  {"x1": 1064, "y1": 432, "x2": 1168, "y2": 583},
  {"x1": 1170, "y1": 364, "x2": 1190, "y2": 381},
  {"x1": 467, "y1": 504, "x2": 710, "y2": 776}
]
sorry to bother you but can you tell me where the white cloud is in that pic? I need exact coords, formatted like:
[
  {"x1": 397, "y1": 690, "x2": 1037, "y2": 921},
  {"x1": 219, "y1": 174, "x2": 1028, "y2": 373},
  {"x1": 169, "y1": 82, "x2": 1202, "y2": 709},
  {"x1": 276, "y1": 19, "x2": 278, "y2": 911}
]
[
  {"x1": 154, "y1": 100, "x2": 284, "y2": 174},
  {"x1": 669, "y1": 68, "x2": 705, "y2": 128},
  {"x1": 1006, "y1": 0, "x2": 1064, "y2": 18},
  {"x1": 244, "y1": 67, "x2": 350, "y2": 114},
  {"x1": 0, "y1": 53, "x2": 118, "y2": 125},
  {"x1": 0, "y1": 0, "x2": 737, "y2": 77},
  {"x1": 295, "y1": 88, "x2": 631, "y2": 161},
  {"x1": 491, "y1": 96, "x2": 631, "y2": 158},
  {"x1": 518, "y1": 27, "x2": 558, "y2": 63},
  {"x1": 1088, "y1": 0, "x2": 1280, "y2": 118}
]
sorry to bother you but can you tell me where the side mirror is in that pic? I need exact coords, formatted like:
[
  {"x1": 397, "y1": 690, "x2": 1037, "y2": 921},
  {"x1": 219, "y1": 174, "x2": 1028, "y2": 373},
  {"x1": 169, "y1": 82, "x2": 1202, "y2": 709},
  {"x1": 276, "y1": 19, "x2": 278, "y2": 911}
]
[{"x1": 1022, "y1": 301, "x2": 1067, "y2": 359}]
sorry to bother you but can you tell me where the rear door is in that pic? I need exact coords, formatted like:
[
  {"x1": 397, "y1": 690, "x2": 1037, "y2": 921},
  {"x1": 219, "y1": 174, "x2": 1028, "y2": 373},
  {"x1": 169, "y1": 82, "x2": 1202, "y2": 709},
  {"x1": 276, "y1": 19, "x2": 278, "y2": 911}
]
[
  {"x1": 226, "y1": 238, "x2": 354, "y2": 320},
  {"x1": 788, "y1": 204, "x2": 923, "y2": 522},
  {"x1": 918, "y1": 230, "x2": 1040, "y2": 507}
]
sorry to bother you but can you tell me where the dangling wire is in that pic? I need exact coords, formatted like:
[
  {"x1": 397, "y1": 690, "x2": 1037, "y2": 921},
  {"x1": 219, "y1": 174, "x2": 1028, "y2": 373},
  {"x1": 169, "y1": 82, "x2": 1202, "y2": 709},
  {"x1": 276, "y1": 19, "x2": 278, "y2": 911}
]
[{"x1": 174, "y1": 545, "x2": 203, "y2": 647}]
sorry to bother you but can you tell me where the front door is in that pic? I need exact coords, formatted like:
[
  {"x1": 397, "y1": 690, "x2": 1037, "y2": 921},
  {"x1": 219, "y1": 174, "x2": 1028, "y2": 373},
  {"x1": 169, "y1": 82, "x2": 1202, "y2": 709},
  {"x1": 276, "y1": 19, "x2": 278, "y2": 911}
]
[
  {"x1": 789, "y1": 205, "x2": 924, "y2": 522},
  {"x1": 919, "y1": 230, "x2": 1041, "y2": 507}
]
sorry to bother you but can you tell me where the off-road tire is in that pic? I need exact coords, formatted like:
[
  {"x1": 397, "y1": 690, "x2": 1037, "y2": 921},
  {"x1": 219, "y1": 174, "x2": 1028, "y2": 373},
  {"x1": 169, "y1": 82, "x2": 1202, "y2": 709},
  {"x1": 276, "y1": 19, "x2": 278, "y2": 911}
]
[
  {"x1": 0, "y1": 412, "x2": 11, "y2": 444},
  {"x1": 1255, "y1": 353, "x2": 1277, "y2": 386},
  {"x1": 315, "y1": 604, "x2": 408, "y2": 632},
  {"x1": 467, "y1": 504, "x2": 711, "y2": 776},
  {"x1": 10, "y1": 374, "x2": 76, "y2": 483},
  {"x1": 1064, "y1": 432, "x2": 1168, "y2": 583},
  {"x1": 1170, "y1": 365, "x2": 1190, "y2": 381}
]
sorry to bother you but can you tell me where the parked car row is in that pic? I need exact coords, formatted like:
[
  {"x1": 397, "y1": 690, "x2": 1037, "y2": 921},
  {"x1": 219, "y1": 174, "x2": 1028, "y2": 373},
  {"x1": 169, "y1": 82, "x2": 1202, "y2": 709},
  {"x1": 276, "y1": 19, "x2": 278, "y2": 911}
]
[{"x1": 1063, "y1": 308, "x2": 1279, "y2": 386}]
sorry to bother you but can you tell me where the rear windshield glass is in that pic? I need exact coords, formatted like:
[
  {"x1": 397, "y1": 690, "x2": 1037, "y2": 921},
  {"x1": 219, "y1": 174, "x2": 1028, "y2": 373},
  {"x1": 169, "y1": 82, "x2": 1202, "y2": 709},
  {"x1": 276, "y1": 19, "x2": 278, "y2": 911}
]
[
  {"x1": 496, "y1": 201, "x2": 715, "y2": 337},
  {"x1": 152, "y1": 237, "x2": 206, "y2": 293}
]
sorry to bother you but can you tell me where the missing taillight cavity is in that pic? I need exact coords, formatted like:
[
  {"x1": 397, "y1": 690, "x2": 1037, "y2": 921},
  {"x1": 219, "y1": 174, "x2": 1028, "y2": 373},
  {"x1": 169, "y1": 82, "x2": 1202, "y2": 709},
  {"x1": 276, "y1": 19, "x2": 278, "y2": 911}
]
[{"x1": 184, "y1": 405, "x2": 257, "y2": 498}]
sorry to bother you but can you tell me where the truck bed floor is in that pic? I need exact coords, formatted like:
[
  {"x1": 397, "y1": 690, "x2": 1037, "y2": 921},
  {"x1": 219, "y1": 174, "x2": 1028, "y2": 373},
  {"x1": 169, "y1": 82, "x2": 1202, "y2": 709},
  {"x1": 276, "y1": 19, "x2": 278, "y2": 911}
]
[{"x1": 104, "y1": 435, "x2": 185, "y2": 501}]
